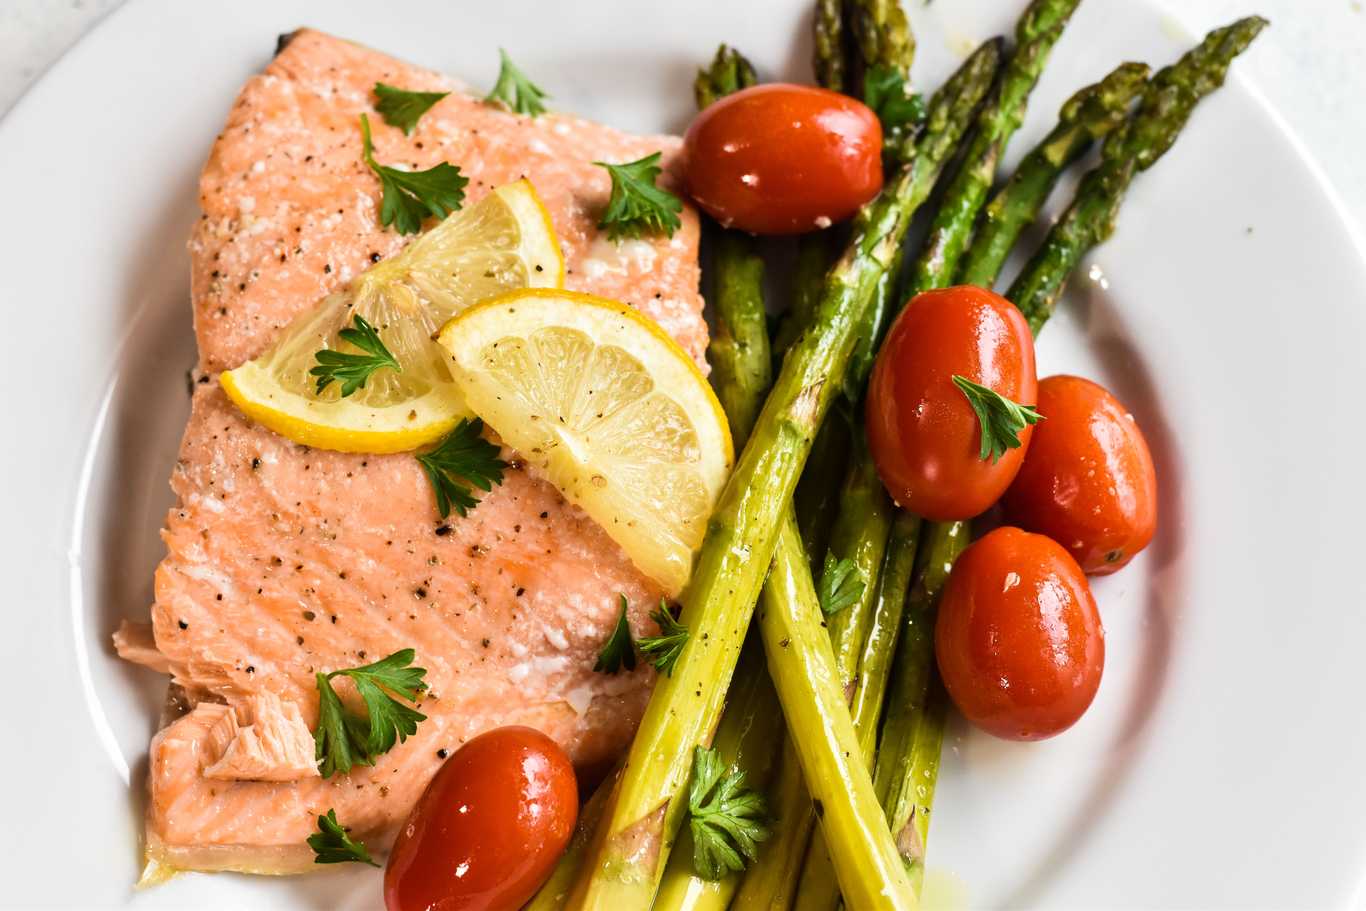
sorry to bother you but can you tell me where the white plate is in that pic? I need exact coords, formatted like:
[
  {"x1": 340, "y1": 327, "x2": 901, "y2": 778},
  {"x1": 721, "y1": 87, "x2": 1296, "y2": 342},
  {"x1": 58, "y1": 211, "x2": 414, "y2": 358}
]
[{"x1": 3, "y1": 0, "x2": 1364, "y2": 907}]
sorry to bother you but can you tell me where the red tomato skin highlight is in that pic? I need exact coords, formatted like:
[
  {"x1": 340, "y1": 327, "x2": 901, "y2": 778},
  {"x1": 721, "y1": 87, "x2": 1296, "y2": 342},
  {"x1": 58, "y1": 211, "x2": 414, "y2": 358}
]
[
  {"x1": 935, "y1": 527, "x2": 1104, "y2": 741},
  {"x1": 684, "y1": 83, "x2": 883, "y2": 235},
  {"x1": 866, "y1": 285, "x2": 1038, "y2": 521},
  {"x1": 1003, "y1": 375, "x2": 1158, "y2": 575},
  {"x1": 384, "y1": 726, "x2": 578, "y2": 911}
]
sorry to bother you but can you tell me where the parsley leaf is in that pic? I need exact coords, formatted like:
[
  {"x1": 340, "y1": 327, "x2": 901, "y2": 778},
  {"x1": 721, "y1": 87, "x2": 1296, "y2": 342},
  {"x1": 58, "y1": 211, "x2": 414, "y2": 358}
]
[
  {"x1": 313, "y1": 649, "x2": 428, "y2": 778},
  {"x1": 415, "y1": 417, "x2": 508, "y2": 520},
  {"x1": 308, "y1": 809, "x2": 380, "y2": 866},
  {"x1": 594, "y1": 595, "x2": 638, "y2": 674},
  {"x1": 360, "y1": 113, "x2": 468, "y2": 235},
  {"x1": 485, "y1": 49, "x2": 550, "y2": 116},
  {"x1": 593, "y1": 152, "x2": 683, "y2": 242},
  {"x1": 637, "y1": 600, "x2": 689, "y2": 677},
  {"x1": 863, "y1": 65, "x2": 926, "y2": 159},
  {"x1": 816, "y1": 552, "x2": 865, "y2": 617},
  {"x1": 952, "y1": 374, "x2": 1044, "y2": 464},
  {"x1": 374, "y1": 82, "x2": 450, "y2": 135},
  {"x1": 309, "y1": 314, "x2": 401, "y2": 397},
  {"x1": 687, "y1": 745, "x2": 771, "y2": 881}
]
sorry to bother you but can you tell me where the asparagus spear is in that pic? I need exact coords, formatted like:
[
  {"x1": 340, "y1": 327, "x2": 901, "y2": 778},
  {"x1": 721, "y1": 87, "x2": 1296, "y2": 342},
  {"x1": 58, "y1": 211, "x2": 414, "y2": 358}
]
[
  {"x1": 756, "y1": 511, "x2": 917, "y2": 910},
  {"x1": 957, "y1": 61, "x2": 1150, "y2": 288},
  {"x1": 654, "y1": 46, "x2": 788, "y2": 911},
  {"x1": 525, "y1": 765, "x2": 620, "y2": 911},
  {"x1": 870, "y1": 520, "x2": 970, "y2": 892},
  {"x1": 791, "y1": 510, "x2": 922, "y2": 910},
  {"x1": 905, "y1": 0, "x2": 1083, "y2": 298},
  {"x1": 812, "y1": 0, "x2": 847, "y2": 94},
  {"x1": 877, "y1": 18, "x2": 1269, "y2": 894},
  {"x1": 1010, "y1": 15, "x2": 1269, "y2": 332},
  {"x1": 563, "y1": 36, "x2": 1002, "y2": 911},
  {"x1": 846, "y1": 0, "x2": 916, "y2": 97},
  {"x1": 695, "y1": 43, "x2": 759, "y2": 109}
]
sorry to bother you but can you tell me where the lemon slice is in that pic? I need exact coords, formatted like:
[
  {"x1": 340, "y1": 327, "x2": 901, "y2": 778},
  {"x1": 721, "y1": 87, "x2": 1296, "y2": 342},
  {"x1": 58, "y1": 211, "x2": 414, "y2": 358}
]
[
  {"x1": 436, "y1": 289, "x2": 733, "y2": 595},
  {"x1": 220, "y1": 180, "x2": 563, "y2": 453}
]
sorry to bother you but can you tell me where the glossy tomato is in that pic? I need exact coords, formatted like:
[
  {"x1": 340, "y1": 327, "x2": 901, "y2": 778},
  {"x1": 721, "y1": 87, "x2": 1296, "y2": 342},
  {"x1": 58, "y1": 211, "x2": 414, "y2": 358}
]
[
  {"x1": 866, "y1": 285, "x2": 1038, "y2": 521},
  {"x1": 1003, "y1": 375, "x2": 1158, "y2": 574},
  {"x1": 384, "y1": 726, "x2": 578, "y2": 911},
  {"x1": 684, "y1": 83, "x2": 883, "y2": 235},
  {"x1": 935, "y1": 527, "x2": 1104, "y2": 741}
]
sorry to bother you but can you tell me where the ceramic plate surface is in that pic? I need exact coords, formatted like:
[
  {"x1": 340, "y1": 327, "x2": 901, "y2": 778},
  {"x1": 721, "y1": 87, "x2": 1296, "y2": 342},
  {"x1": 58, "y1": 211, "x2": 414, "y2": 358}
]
[{"x1": 3, "y1": 0, "x2": 1364, "y2": 907}]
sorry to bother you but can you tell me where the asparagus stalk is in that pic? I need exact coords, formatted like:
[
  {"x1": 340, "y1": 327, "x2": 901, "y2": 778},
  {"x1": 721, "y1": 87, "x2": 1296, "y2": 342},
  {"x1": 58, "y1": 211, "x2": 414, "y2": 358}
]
[
  {"x1": 846, "y1": 0, "x2": 916, "y2": 97},
  {"x1": 525, "y1": 766, "x2": 620, "y2": 911},
  {"x1": 695, "y1": 43, "x2": 760, "y2": 109},
  {"x1": 876, "y1": 18, "x2": 1269, "y2": 894},
  {"x1": 756, "y1": 511, "x2": 917, "y2": 910},
  {"x1": 791, "y1": 510, "x2": 922, "y2": 910},
  {"x1": 654, "y1": 46, "x2": 788, "y2": 911},
  {"x1": 563, "y1": 38, "x2": 1002, "y2": 910},
  {"x1": 904, "y1": 0, "x2": 1082, "y2": 298},
  {"x1": 812, "y1": 0, "x2": 847, "y2": 94},
  {"x1": 870, "y1": 520, "x2": 970, "y2": 892},
  {"x1": 957, "y1": 61, "x2": 1150, "y2": 288},
  {"x1": 1010, "y1": 15, "x2": 1268, "y2": 332}
]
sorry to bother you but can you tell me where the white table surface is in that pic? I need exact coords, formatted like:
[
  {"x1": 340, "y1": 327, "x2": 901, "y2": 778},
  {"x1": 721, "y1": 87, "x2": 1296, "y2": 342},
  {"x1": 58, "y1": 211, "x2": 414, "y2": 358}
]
[{"x1": 3, "y1": 0, "x2": 1364, "y2": 237}]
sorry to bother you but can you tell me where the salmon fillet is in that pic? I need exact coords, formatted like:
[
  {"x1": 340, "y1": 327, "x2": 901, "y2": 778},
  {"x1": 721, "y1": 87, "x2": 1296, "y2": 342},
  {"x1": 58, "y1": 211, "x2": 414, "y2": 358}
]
[{"x1": 117, "y1": 28, "x2": 707, "y2": 875}]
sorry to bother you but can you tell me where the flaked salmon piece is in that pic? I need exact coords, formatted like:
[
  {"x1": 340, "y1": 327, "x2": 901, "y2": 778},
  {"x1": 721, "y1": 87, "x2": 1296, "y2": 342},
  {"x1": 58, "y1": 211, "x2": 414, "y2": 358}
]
[{"x1": 122, "y1": 28, "x2": 708, "y2": 874}]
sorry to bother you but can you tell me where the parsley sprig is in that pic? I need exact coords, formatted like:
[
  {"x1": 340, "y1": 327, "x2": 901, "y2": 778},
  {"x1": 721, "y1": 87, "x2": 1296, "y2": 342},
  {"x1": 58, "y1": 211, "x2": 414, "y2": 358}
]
[
  {"x1": 594, "y1": 595, "x2": 638, "y2": 674},
  {"x1": 687, "y1": 745, "x2": 771, "y2": 881},
  {"x1": 309, "y1": 314, "x2": 401, "y2": 397},
  {"x1": 863, "y1": 65, "x2": 926, "y2": 159},
  {"x1": 374, "y1": 82, "x2": 450, "y2": 135},
  {"x1": 485, "y1": 49, "x2": 550, "y2": 116},
  {"x1": 416, "y1": 417, "x2": 508, "y2": 519},
  {"x1": 360, "y1": 113, "x2": 468, "y2": 235},
  {"x1": 815, "y1": 552, "x2": 865, "y2": 617},
  {"x1": 313, "y1": 649, "x2": 427, "y2": 778},
  {"x1": 637, "y1": 601, "x2": 689, "y2": 677},
  {"x1": 594, "y1": 152, "x2": 683, "y2": 242},
  {"x1": 308, "y1": 809, "x2": 379, "y2": 866},
  {"x1": 952, "y1": 374, "x2": 1044, "y2": 463}
]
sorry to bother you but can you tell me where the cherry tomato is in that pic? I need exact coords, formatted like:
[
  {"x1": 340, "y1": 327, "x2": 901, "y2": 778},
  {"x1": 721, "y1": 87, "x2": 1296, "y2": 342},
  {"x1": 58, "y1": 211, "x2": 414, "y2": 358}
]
[
  {"x1": 684, "y1": 84, "x2": 883, "y2": 235},
  {"x1": 384, "y1": 726, "x2": 578, "y2": 911},
  {"x1": 1002, "y1": 375, "x2": 1158, "y2": 575},
  {"x1": 866, "y1": 285, "x2": 1038, "y2": 521},
  {"x1": 935, "y1": 527, "x2": 1104, "y2": 741}
]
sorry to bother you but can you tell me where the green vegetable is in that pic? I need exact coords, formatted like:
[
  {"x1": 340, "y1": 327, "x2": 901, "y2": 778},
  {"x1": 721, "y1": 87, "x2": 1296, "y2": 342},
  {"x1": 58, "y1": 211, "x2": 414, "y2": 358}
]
[
  {"x1": 360, "y1": 113, "x2": 468, "y2": 235},
  {"x1": 594, "y1": 152, "x2": 684, "y2": 241},
  {"x1": 593, "y1": 595, "x2": 638, "y2": 674},
  {"x1": 952, "y1": 374, "x2": 1044, "y2": 463},
  {"x1": 415, "y1": 417, "x2": 508, "y2": 520},
  {"x1": 694, "y1": 44, "x2": 759, "y2": 109},
  {"x1": 373, "y1": 82, "x2": 449, "y2": 135},
  {"x1": 792, "y1": 510, "x2": 922, "y2": 911},
  {"x1": 708, "y1": 231, "x2": 770, "y2": 443},
  {"x1": 905, "y1": 0, "x2": 1083, "y2": 298},
  {"x1": 639, "y1": 602, "x2": 690, "y2": 677},
  {"x1": 313, "y1": 649, "x2": 427, "y2": 778},
  {"x1": 756, "y1": 512, "x2": 916, "y2": 909},
  {"x1": 957, "y1": 61, "x2": 1151, "y2": 288},
  {"x1": 1009, "y1": 15, "x2": 1270, "y2": 333},
  {"x1": 485, "y1": 48, "x2": 550, "y2": 116},
  {"x1": 307, "y1": 809, "x2": 379, "y2": 866},
  {"x1": 815, "y1": 553, "x2": 865, "y2": 616},
  {"x1": 309, "y1": 314, "x2": 400, "y2": 397},
  {"x1": 687, "y1": 745, "x2": 772, "y2": 881}
]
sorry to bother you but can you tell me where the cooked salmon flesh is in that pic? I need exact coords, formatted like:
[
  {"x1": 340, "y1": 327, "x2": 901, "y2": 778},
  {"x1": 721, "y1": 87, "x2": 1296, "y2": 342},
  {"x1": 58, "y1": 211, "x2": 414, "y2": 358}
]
[{"x1": 115, "y1": 28, "x2": 706, "y2": 874}]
